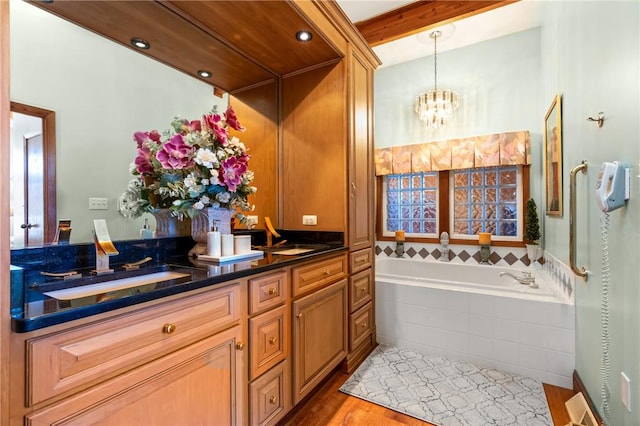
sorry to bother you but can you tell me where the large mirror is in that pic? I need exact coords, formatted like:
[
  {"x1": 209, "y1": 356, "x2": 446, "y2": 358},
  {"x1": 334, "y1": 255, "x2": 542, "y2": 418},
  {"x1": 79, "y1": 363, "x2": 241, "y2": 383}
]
[{"x1": 9, "y1": 0, "x2": 228, "y2": 247}]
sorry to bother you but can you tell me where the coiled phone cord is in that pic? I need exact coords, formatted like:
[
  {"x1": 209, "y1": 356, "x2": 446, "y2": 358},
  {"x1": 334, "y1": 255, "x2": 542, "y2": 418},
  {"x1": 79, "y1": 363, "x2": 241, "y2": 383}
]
[{"x1": 600, "y1": 211, "x2": 611, "y2": 425}]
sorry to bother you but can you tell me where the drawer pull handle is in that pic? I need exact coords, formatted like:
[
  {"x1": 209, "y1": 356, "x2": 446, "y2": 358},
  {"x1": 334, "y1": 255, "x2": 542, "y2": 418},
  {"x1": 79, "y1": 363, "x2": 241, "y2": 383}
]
[
  {"x1": 269, "y1": 396, "x2": 278, "y2": 405},
  {"x1": 269, "y1": 337, "x2": 278, "y2": 344},
  {"x1": 324, "y1": 270, "x2": 331, "y2": 275},
  {"x1": 236, "y1": 342, "x2": 246, "y2": 350},
  {"x1": 296, "y1": 313, "x2": 303, "y2": 319},
  {"x1": 360, "y1": 287, "x2": 367, "y2": 292},
  {"x1": 362, "y1": 323, "x2": 368, "y2": 328},
  {"x1": 268, "y1": 287, "x2": 277, "y2": 295},
  {"x1": 162, "y1": 323, "x2": 176, "y2": 334}
]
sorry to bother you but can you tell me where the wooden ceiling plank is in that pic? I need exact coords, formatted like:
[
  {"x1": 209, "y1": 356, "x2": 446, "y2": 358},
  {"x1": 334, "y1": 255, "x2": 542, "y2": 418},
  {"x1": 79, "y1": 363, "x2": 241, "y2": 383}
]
[{"x1": 356, "y1": 0, "x2": 518, "y2": 47}]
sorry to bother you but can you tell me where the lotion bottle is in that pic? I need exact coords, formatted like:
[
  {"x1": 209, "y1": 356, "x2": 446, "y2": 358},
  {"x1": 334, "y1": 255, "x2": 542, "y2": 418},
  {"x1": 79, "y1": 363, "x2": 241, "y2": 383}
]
[
  {"x1": 140, "y1": 218, "x2": 153, "y2": 239},
  {"x1": 207, "y1": 221, "x2": 221, "y2": 257}
]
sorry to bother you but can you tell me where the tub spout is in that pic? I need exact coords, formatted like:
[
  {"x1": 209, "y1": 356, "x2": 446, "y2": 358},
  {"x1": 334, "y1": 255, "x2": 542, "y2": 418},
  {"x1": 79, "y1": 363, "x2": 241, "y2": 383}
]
[
  {"x1": 395, "y1": 241, "x2": 405, "y2": 257},
  {"x1": 499, "y1": 271, "x2": 536, "y2": 285}
]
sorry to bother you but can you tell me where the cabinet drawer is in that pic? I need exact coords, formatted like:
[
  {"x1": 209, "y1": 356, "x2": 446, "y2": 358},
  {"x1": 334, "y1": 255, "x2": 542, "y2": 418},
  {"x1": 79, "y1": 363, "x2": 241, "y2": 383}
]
[
  {"x1": 249, "y1": 305, "x2": 288, "y2": 380},
  {"x1": 292, "y1": 255, "x2": 347, "y2": 297},
  {"x1": 249, "y1": 359, "x2": 291, "y2": 426},
  {"x1": 249, "y1": 270, "x2": 287, "y2": 315},
  {"x1": 27, "y1": 283, "x2": 241, "y2": 406},
  {"x1": 349, "y1": 268, "x2": 372, "y2": 312},
  {"x1": 349, "y1": 302, "x2": 373, "y2": 351},
  {"x1": 349, "y1": 248, "x2": 372, "y2": 274}
]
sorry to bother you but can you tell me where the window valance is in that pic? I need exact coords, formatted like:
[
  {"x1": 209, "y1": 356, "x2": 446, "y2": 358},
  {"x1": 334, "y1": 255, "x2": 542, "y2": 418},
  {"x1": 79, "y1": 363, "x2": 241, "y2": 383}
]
[{"x1": 374, "y1": 130, "x2": 530, "y2": 176}]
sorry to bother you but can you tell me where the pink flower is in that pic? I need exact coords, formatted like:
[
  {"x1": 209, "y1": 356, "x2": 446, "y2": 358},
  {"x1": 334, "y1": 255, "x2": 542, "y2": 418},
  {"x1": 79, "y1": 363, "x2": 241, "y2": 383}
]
[
  {"x1": 224, "y1": 106, "x2": 245, "y2": 131},
  {"x1": 156, "y1": 134, "x2": 195, "y2": 169},
  {"x1": 188, "y1": 120, "x2": 202, "y2": 132},
  {"x1": 202, "y1": 112, "x2": 222, "y2": 130},
  {"x1": 134, "y1": 130, "x2": 161, "y2": 148},
  {"x1": 134, "y1": 147, "x2": 154, "y2": 175},
  {"x1": 148, "y1": 130, "x2": 161, "y2": 142},
  {"x1": 219, "y1": 156, "x2": 247, "y2": 192}
]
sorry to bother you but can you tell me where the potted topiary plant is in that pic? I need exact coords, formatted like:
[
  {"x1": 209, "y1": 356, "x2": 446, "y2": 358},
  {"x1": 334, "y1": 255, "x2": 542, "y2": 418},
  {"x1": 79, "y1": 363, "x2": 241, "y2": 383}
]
[{"x1": 524, "y1": 198, "x2": 542, "y2": 265}]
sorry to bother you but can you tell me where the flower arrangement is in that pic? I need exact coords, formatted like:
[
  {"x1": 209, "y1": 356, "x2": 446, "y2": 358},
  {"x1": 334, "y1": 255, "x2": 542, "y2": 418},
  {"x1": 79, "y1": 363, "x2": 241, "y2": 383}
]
[{"x1": 119, "y1": 105, "x2": 256, "y2": 222}]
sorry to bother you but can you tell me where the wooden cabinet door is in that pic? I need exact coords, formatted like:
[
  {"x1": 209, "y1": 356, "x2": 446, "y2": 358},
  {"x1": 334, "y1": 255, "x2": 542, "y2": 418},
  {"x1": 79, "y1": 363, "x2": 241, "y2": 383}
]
[
  {"x1": 26, "y1": 326, "x2": 246, "y2": 426},
  {"x1": 292, "y1": 279, "x2": 347, "y2": 404},
  {"x1": 348, "y1": 51, "x2": 374, "y2": 252}
]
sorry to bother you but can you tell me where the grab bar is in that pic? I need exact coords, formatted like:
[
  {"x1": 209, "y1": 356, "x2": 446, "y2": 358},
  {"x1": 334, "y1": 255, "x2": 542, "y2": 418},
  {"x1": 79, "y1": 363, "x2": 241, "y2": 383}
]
[{"x1": 569, "y1": 160, "x2": 589, "y2": 280}]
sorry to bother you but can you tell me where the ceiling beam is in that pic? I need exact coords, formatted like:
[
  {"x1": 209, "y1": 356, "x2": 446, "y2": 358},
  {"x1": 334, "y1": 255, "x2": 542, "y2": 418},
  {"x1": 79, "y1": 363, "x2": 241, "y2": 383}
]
[{"x1": 355, "y1": 0, "x2": 518, "y2": 47}]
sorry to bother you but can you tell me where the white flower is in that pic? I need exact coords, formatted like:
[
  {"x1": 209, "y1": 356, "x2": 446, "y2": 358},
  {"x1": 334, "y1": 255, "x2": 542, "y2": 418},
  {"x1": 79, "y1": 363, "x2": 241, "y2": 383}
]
[
  {"x1": 184, "y1": 173, "x2": 198, "y2": 189},
  {"x1": 195, "y1": 148, "x2": 219, "y2": 168},
  {"x1": 200, "y1": 195, "x2": 211, "y2": 205},
  {"x1": 201, "y1": 178, "x2": 210, "y2": 185},
  {"x1": 209, "y1": 169, "x2": 219, "y2": 180},
  {"x1": 216, "y1": 148, "x2": 227, "y2": 160},
  {"x1": 173, "y1": 200, "x2": 182, "y2": 206},
  {"x1": 229, "y1": 136, "x2": 246, "y2": 151},
  {"x1": 194, "y1": 201, "x2": 205, "y2": 210},
  {"x1": 217, "y1": 192, "x2": 231, "y2": 203}
]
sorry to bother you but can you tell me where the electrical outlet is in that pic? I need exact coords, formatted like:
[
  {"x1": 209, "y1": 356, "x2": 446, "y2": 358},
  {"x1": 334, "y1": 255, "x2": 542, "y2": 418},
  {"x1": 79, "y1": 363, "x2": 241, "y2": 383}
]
[
  {"x1": 89, "y1": 197, "x2": 108, "y2": 210},
  {"x1": 302, "y1": 215, "x2": 317, "y2": 226},
  {"x1": 622, "y1": 372, "x2": 631, "y2": 412},
  {"x1": 246, "y1": 215, "x2": 258, "y2": 226}
]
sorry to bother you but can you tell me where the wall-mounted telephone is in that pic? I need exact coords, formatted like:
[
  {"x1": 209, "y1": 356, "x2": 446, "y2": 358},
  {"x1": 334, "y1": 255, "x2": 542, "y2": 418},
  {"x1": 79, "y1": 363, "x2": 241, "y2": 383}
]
[
  {"x1": 594, "y1": 160, "x2": 631, "y2": 422},
  {"x1": 595, "y1": 161, "x2": 630, "y2": 212}
]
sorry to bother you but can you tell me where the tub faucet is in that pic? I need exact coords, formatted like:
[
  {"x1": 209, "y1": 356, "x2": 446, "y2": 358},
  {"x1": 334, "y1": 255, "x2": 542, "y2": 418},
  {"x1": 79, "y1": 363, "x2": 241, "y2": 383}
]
[
  {"x1": 440, "y1": 231, "x2": 450, "y2": 262},
  {"x1": 499, "y1": 271, "x2": 536, "y2": 285},
  {"x1": 395, "y1": 241, "x2": 405, "y2": 257}
]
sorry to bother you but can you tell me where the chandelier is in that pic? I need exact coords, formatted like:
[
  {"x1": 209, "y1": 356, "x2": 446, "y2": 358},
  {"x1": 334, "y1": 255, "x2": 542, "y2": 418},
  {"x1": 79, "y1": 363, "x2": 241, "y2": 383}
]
[{"x1": 415, "y1": 30, "x2": 459, "y2": 129}]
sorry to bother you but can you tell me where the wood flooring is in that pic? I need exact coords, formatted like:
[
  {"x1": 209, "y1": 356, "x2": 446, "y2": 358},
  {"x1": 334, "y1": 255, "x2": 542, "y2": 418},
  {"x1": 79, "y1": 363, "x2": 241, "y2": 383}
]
[{"x1": 281, "y1": 367, "x2": 576, "y2": 426}]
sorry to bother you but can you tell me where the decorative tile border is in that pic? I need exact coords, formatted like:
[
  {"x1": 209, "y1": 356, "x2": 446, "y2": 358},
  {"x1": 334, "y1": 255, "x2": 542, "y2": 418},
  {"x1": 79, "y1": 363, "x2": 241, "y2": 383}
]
[
  {"x1": 542, "y1": 250, "x2": 576, "y2": 303},
  {"x1": 375, "y1": 241, "x2": 576, "y2": 304}
]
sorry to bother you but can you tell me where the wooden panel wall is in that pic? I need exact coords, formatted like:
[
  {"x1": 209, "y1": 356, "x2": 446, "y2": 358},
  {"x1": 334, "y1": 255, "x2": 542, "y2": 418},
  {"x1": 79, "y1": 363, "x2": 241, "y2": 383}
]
[
  {"x1": 281, "y1": 62, "x2": 347, "y2": 231},
  {"x1": 230, "y1": 81, "x2": 279, "y2": 230}
]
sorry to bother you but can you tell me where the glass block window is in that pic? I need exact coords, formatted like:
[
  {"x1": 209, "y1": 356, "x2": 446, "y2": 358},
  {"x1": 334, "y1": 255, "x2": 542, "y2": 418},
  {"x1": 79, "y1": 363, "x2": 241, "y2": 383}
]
[
  {"x1": 451, "y1": 165, "x2": 521, "y2": 239},
  {"x1": 384, "y1": 172, "x2": 438, "y2": 237}
]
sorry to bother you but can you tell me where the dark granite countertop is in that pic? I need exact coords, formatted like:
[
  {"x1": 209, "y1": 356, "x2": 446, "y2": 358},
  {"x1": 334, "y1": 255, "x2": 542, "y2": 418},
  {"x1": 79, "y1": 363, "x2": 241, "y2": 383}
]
[{"x1": 11, "y1": 232, "x2": 346, "y2": 333}]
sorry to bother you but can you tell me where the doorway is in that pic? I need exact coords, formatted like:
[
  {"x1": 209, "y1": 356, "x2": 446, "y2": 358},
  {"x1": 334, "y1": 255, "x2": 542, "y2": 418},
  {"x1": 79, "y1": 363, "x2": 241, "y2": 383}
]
[{"x1": 10, "y1": 102, "x2": 56, "y2": 247}]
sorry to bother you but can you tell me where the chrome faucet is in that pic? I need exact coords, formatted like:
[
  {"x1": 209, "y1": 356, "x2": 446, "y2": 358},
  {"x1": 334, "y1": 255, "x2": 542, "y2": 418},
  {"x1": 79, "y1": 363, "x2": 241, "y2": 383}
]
[
  {"x1": 499, "y1": 271, "x2": 536, "y2": 285},
  {"x1": 440, "y1": 231, "x2": 450, "y2": 262},
  {"x1": 395, "y1": 241, "x2": 405, "y2": 257}
]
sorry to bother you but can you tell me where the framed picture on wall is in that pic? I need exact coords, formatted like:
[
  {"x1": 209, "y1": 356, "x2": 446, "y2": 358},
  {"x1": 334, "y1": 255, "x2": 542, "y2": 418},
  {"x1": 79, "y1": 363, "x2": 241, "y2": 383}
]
[{"x1": 544, "y1": 93, "x2": 563, "y2": 216}]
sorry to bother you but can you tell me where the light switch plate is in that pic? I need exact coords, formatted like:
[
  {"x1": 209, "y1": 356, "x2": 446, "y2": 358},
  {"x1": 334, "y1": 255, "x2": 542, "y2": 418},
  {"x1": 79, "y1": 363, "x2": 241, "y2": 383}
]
[
  {"x1": 246, "y1": 215, "x2": 258, "y2": 226},
  {"x1": 302, "y1": 215, "x2": 317, "y2": 226},
  {"x1": 89, "y1": 197, "x2": 108, "y2": 210}
]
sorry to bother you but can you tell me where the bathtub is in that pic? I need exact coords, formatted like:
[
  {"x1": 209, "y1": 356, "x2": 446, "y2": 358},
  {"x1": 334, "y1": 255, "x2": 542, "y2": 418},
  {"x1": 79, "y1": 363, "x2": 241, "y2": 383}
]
[{"x1": 375, "y1": 257, "x2": 575, "y2": 388}]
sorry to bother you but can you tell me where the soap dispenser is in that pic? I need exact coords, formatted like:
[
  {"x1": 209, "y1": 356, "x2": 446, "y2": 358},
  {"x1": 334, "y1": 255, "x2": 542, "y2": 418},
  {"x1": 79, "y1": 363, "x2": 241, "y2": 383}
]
[
  {"x1": 207, "y1": 220, "x2": 221, "y2": 257},
  {"x1": 140, "y1": 218, "x2": 153, "y2": 239}
]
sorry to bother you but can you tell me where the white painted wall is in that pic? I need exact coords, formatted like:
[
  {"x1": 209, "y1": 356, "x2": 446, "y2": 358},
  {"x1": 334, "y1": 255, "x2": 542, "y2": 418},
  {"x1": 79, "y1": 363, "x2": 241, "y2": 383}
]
[
  {"x1": 541, "y1": 2, "x2": 640, "y2": 425},
  {"x1": 9, "y1": 0, "x2": 227, "y2": 244}
]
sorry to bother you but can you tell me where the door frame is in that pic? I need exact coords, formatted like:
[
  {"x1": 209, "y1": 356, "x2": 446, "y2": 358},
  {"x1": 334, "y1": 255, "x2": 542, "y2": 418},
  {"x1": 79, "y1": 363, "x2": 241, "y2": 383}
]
[{"x1": 10, "y1": 101, "x2": 56, "y2": 244}]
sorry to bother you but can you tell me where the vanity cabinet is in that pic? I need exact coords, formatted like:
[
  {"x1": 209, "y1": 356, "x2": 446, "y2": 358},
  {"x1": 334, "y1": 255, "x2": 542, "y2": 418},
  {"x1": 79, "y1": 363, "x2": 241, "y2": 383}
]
[
  {"x1": 10, "y1": 281, "x2": 247, "y2": 426},
  {"x1": 291, "y1": 254, "x2": 348, "y2": 404},
  {"x1": 246, "y1": 270, "x2": 291, "y2": 426},
  {"x1": 26, "y1": 326, "x2": 244, "y2": 426}
]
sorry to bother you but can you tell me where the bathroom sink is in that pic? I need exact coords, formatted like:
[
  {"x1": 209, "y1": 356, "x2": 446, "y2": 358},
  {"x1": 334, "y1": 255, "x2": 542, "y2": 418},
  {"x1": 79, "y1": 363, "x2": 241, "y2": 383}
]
[
  {"x1": 42, "y1": 271, "x2": 191, "y2": 301},
  {"x1": 258, "y1": 244, "x2": 329, "y2": 255},
  {"x1": 33, "y1": 265, "x2": 204, "y2": 306}
]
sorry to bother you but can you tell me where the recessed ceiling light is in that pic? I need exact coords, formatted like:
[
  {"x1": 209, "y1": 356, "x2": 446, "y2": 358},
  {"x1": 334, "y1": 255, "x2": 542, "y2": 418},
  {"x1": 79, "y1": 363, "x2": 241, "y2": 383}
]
[
  {"x1": 130, "y1": 38, "x2": 150, "y2": 50},
  {"x1": 295, "y1": 31, "x2": 312, "y2": 42},
  {"x1": 197, "y1": 70, "x2": 212, "y2": 78}
]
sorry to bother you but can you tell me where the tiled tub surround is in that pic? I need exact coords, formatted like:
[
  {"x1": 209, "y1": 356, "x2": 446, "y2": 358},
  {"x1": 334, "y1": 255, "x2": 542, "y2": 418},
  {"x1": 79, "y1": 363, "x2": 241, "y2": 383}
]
[
  {"x1": 375, "y1": 255, "x2": 576, "y2": 388},
  {"x1": 375, "y1": 241, "x2": 575, "y2": 302}
]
